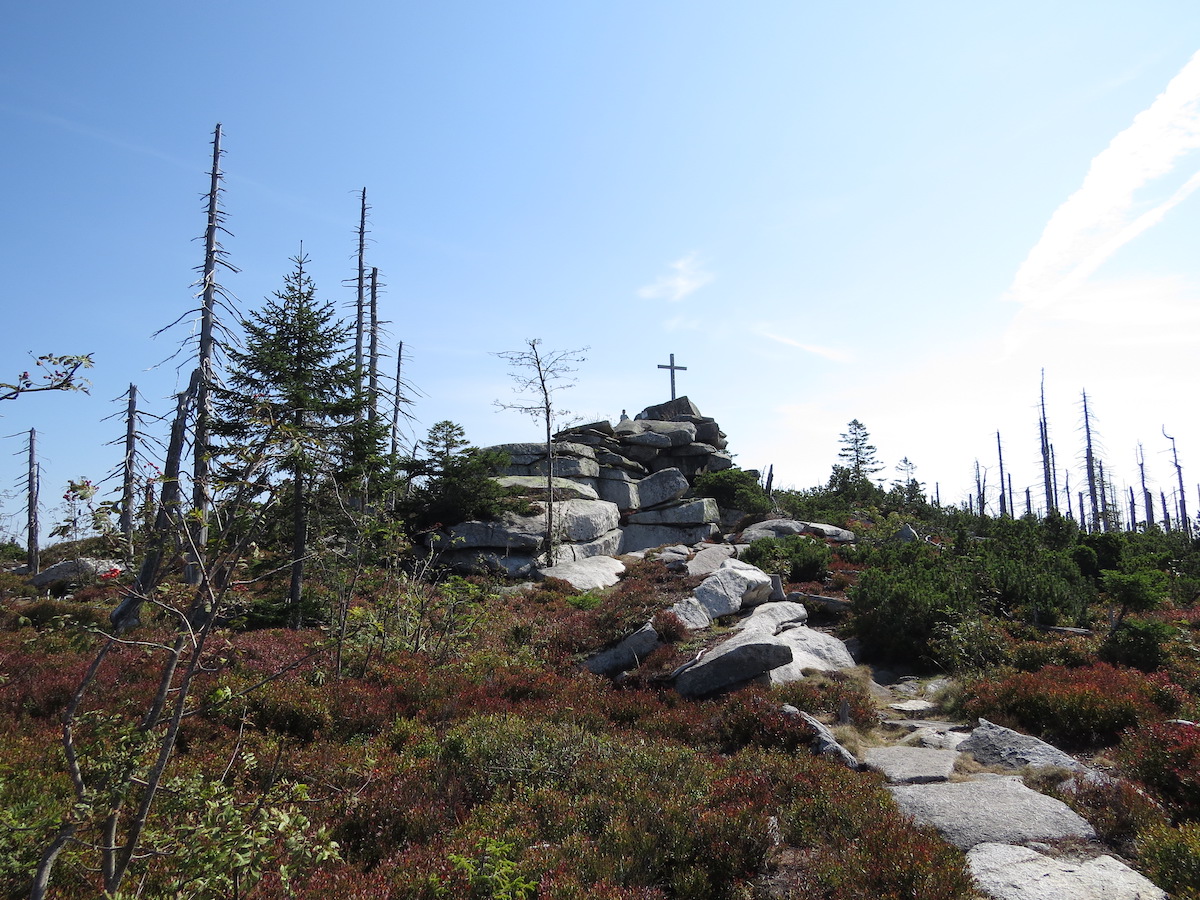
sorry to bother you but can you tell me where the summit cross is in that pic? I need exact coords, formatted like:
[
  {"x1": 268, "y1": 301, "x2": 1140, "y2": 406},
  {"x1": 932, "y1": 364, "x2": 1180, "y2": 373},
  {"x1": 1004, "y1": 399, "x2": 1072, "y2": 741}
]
[{"x1": 657, "y1": 353, "x2": 687, "y2": 400}]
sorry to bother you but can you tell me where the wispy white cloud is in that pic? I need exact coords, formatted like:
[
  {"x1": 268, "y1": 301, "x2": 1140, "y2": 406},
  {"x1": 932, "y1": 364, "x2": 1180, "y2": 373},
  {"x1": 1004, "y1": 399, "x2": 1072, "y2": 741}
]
[
  {"x1": 1008, "y1": 50, "x2": 1200, "y2": 309},
  {"x1": 637, "y1": 252, "x2": 714, "y2": 302},
  {"x1": 754, "y1": 328, "x2": 852, "y2": 363}
]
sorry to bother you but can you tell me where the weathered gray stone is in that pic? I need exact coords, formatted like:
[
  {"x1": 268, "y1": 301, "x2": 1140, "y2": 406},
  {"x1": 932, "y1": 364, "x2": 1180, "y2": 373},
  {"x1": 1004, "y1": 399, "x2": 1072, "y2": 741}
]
[
  {"x1": 621, "y1": 523, "x2": 719, "y2": 554},
  {"x1": 766, "y1": 628, "x2": 857, "y2": 682},
  {"x1": 706, "y1": 452, "x2": 734, "y2": 471},
  {"x1": 785, "y1": 707, "x2": 860, "y2": 769},
  {"x1": 912, "y1": 725, "x2": 971, "y2": 751},
  {"x1": 694, "y1": 559, "x2": 773, "y2": 617},
  {"x1": 667, "y1": 442, "x2": 719, "y2": 457},
  {"x1": 960, "y1": 719, "x2": 1089, "y2": 774},
  {"x1": 634, "y1": 468, "x2": 691, "y2": 508},
  {"x1": 736, "y1": 600, "x2": 809, "y2": 634},
  {"x1": 540, "y1": 555, "x2": 626, "y2": 592},
  {"x1": 627, "y1": 498, "x2": 718, "y2": 525},
  {"x1": 674, "y1": 631, "x2": 794, "y2": 698},
  {"x1": 967, "y1": 842, "x2": 1167, "y2": 900},
  {"x1": 439, "y1": 517, "x2": 543, "y2": 552},
  {"x1": 622, "y1": 431, "x2": 673, "y2": 448},
  {"x1": 622, "y1": 444, "x2": 660, "y2": 464},
  {"x1": 894, "y1": 523, "x2": 921, "y2": 543},
  {"x1": 668, "y1": 597, "x2": 712, "y2": 630},
  {"x1": 585, "y1": 622, "x2": 660, "y2": 676},
  {"x1": 890, "y1": 699, "x2": 937, "y2": 715},
  {"x1": 888, "y1": 776, "x2": 1097, "y2": 850},
  {"x1": 740, "y1": 519, "x2": 855, "y2": 544},
  {"x1": 529, "y1": 456, "x2": 601, "y2": 478},
  {"x1": 492, "y1": 476, "x2": 599, "y2": 501},
  {"x1": 557, "y1": 419, "x2": 615, "y2": 439},
  {"x1": 30, "y1": 558, "x2": 124, "y2": 588},
  {"x1": 616, "y1": 419, "x2": 697, "y2": 447},
  {"x1": 550, "y1": 529, "x2": 624, "y2": 563},
  {"x1": 685, "y1": 543, "x2": 737, "y2": 577},
  {"x1": 594, "y1": 451, "x2": 646, "y2": 473},
  {"x1": 593, "y1": 477, "x2": 639, "y2": 510},
  {"x1": 636, "y1": 397, "x2": 702, "y2": 420},
  {"x1": 864, "y1": 747, "x2": 958, "y2": 784},
  {"x1": 552, "y1": 498, "x2": 621, "y2": 543}
]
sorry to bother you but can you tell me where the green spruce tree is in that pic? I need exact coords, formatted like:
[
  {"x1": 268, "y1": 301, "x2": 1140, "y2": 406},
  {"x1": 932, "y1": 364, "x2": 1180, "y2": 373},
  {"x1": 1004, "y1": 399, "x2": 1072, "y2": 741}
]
[{"x1": 215, "y1": 254, "x2": 361, "y2": 627}]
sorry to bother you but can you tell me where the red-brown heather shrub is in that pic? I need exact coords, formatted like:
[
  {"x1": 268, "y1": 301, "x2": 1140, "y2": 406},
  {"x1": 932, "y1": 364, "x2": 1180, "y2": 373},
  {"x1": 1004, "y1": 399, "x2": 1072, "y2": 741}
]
[
  {"x1": 1120, "y1": 721, "x2": 1200, "y2": 822},
  {"x1": 700, "y1": 690, "x2": 816, "y2": 754},
  {"x1": 774, "y1": 671, "x2": 878, "y2": 726},
  {"x1": 965, "y1": 662, "x2": 1174, "y2": 748},
  {"x1": 650, "y1": 609, "x2": 688, "y2": 642}
]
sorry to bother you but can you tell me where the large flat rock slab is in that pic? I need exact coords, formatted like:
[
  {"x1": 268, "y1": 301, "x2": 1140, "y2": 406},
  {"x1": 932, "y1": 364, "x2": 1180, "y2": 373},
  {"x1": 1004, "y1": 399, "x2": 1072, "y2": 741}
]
[
  {"x1": 864, "y1": 746, "x2": 959, "y2": 784},
  {"x1": 967, "y1": 842, "x2": 1166, "y2": 900},
  {"x1": 888, "y1": 776, "x2": 1096, "y2": 850}
]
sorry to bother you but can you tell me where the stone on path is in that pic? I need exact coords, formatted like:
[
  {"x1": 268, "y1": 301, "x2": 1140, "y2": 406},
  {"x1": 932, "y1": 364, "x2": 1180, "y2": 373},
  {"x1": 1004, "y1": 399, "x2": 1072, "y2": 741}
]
[
  {"x1": 960, "y1": 718, "x2": 1090, "y2": 774},
  {"x1": 863, "y1": 746, "x2": 958, "y2": 784},
  {"x1": 888, "y1": 775, "x2": 1096, "y2": 850},
  {"x1": 889, "y1": 699, "x2": 937, "y2": 715},
  {"x1": 967, "y1": 842, "x2": 1167, "y2": 900}
]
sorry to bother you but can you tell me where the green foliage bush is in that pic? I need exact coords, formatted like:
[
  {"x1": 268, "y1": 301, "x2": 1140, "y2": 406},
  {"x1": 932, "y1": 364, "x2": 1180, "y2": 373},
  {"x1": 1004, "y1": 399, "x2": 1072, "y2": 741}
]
[
  {"x1": 1138, "y1": 821, "x2": 1200, "y2": 898},
  {"x1": 742, "y1": 534, "x2": 832, "y2": 584},
  {"x1": 849, "y1": 544, "x2": 976, "y2": 665},
  {"x1": 692, "y1": 468, "x2": 770, "y2": 514},
  {"x1": 1101, "y1": 619, "x2": 1175, "y2": 672}
]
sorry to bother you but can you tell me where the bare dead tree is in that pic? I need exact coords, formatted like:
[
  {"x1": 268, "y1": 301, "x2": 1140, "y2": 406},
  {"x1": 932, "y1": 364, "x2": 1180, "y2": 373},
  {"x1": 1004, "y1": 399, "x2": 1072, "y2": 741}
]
[
  {"x1": 996, "y1": 432, "x2": 1008, "y2": 517},
  {"x1": 353, "y1": 187, "x2": 369, "y2": 393},
  {"x1": 26, "y1": 428, "x2": 38, "y2": 574},
  {"x1": 495, "y1": 339, "x2": 587, "y2": 562},
  {"x1": 1164, "y1": 426, "x2": 1190, "y2": 537},
  {"x1": 1137, "y1": 443, "x2": 1155, "y2": 531},
  {"x1": 368, "y1": 266, "x2": 380, "y2": 424},
  {"x1": 1039, "y1": 371, "x2": 1055, "y2": 514},
  {"x1": 1081, "y1": 391, "x2": 1101, "y2": 532}
]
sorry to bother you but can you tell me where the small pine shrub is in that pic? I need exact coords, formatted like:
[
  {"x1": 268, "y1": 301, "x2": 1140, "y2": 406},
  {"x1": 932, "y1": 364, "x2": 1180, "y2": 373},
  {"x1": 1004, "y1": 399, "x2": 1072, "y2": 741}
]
[
  {"x1": 692, "y1": 468, "x2": 771, "y2": 514},
  {"x1": 742, "y1": 535, "x2": 832, "y2": 584}
]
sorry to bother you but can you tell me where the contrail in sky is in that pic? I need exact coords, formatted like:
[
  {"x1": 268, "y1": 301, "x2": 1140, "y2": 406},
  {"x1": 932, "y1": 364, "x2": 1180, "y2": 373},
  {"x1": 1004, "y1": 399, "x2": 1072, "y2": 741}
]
[{"x1": 1008, "y1": 49, "x2": 1200, "y2": 309}]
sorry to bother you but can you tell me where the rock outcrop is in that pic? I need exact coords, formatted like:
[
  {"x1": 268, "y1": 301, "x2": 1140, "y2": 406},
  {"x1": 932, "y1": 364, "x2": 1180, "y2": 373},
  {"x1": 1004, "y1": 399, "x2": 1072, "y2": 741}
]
[{"x1": 436, "y1": 398, "x2": 743, "y2": 571}]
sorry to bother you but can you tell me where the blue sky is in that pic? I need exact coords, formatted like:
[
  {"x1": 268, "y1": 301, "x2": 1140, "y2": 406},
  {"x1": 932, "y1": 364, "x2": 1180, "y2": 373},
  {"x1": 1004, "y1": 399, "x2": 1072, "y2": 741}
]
[{"x1": 5, "y1": 2, "x2": 1200, "y2": 540}]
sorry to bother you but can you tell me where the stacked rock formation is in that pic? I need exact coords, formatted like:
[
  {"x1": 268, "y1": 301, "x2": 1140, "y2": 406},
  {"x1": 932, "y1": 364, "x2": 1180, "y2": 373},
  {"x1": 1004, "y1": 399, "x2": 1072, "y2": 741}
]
[{"x1": 432, "y1": 397, "x2": 737, "y2": 575}]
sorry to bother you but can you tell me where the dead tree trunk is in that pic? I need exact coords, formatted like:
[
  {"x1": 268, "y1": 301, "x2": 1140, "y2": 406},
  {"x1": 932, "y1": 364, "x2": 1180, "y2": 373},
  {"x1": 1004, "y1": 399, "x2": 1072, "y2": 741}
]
[
  {"x1": 369, "y1": 266, "x2": 381, "y2": 428},
  {"x1": 1165, "y1": 427, "x2": 1190, "y2": 537},
  {"x1": 119, "y1": 383, "x2": 138, "y2": 557},
  {"x1": 996, "y1": 432, "x2": 1008, "y2": 517},
  {"x1": 27, "y1": 428, "x2": 39, "y2": 575},
  {"x1": 1082, "y1": 391, "x2": 1101, "y2": 532},
  {"x1": 189, "y1": 123, "x2": 231, "y2": 583},
  {"x1": 354, "y1": 187, "x2": 368, "y2": 394},
  {"x1": 1138, "y1": 443, "x2": 1154, "y2": 531},
  {"x1": 1039, "y1": 371, "x2": 1056, "y2": 514}
]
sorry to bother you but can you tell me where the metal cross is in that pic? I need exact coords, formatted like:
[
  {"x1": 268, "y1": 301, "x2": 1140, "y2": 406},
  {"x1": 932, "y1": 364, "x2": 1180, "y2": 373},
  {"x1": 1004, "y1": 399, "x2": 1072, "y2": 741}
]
[{"x1": 657, "y1": 353, "x2": 687, "y2": 400}]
